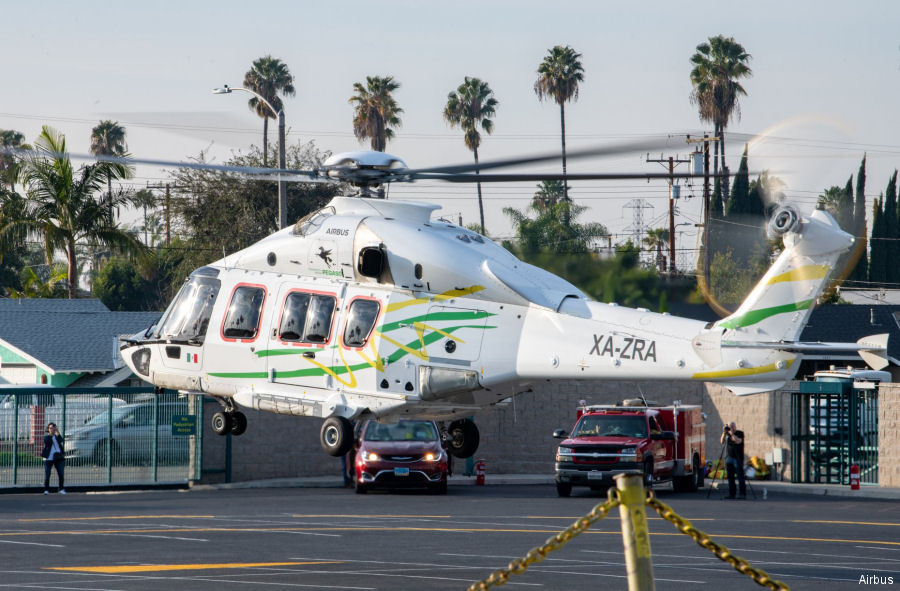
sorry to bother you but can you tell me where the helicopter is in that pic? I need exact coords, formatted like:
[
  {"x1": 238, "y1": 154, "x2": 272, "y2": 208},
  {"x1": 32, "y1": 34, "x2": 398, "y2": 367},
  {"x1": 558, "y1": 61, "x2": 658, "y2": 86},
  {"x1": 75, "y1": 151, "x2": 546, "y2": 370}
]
[{"x1": 110, "y1": 146, "x2": 888, "y2": 460}]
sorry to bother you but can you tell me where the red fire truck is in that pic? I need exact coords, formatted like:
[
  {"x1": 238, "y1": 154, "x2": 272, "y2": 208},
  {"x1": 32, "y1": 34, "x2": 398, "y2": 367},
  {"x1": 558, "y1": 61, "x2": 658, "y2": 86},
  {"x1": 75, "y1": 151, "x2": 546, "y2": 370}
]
[{"x1": 553, "y1": 400, "x2": 705, "y2": 497}]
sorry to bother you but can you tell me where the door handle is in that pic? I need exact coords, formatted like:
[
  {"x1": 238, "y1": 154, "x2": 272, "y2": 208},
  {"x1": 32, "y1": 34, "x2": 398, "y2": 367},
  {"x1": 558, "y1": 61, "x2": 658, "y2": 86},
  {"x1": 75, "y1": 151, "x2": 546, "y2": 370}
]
[{"x1": 303, "y1": 351, "x2": 316, "y2": 359}]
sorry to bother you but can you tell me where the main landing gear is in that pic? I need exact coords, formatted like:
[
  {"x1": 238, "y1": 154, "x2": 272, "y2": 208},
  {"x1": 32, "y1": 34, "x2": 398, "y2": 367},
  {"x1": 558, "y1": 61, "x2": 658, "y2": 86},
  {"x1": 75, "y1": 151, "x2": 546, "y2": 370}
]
[
  {"x1": 320, "y1": 416, "x2": 354, "y2": 457},
  {"x1": 444, "y1": 418, "x2": 479, "y2": 459},
  {"x1": 211, "y1": 399, "x2": 247, "y2": 436}
]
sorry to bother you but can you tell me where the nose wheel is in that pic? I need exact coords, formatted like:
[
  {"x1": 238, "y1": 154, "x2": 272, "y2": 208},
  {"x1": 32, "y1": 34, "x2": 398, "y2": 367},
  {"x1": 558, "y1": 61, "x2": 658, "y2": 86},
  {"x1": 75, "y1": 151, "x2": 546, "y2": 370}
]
[{"x1": 212, "y1": 410, "x2": 248, "y2": 436}]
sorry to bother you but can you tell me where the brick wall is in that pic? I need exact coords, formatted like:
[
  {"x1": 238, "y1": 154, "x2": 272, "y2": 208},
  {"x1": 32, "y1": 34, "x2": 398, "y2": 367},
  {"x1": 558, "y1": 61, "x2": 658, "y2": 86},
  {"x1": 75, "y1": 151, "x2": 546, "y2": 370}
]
[
  {"x1": 196, "y1": 380, "x2": 894, "y2": 486},
  {"x1": 879, "y1": 383, "x2": 900, "y2": 487}
]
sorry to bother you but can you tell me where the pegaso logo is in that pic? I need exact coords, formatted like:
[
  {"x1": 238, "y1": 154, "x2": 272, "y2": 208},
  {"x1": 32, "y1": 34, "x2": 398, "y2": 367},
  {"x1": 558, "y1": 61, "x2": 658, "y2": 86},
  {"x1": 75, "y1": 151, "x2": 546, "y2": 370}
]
[
  {"x1": 326, "y1": 228, "x2": 349, "y2": 236},
  {"x1": 589, "y1": 333, "x2": 657, "y2": 362}
]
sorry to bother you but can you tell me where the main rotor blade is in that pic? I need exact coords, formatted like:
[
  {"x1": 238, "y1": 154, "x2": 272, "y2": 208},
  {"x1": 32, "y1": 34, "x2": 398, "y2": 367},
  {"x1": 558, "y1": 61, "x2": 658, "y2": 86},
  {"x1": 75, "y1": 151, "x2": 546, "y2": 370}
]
[
  {"x1": 405, "y1": 136, "x2": 689, "y2": 176},
  {"x1": 410, "y1": 171, "x2": 733, "y2": 183},
  {"x1": 1, "y1": 146, "x2": 328, "y2": 182}
]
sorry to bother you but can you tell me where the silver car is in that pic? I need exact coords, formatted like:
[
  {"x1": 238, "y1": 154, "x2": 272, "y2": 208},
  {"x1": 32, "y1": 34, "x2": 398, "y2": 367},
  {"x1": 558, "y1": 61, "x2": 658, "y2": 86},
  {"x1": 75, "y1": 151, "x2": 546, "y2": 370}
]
[{"x1": 65, "y1": 401, "x2": 191, "y2": 465}]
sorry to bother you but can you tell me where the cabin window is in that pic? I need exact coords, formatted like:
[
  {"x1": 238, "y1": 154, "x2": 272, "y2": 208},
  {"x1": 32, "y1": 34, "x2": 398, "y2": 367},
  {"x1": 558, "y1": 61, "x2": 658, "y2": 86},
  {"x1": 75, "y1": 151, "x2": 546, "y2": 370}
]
[
  {"x1": 343, "y1": 299, "x2": 381, "y2": 348},
  {"x1": 222, "y1": 285, "x2": 266, "y2": 340},
  {"x1": 278, "y1": 292, "x2": 337, "y2": 344},
  {"x1": 158, "y1": 275, "x2": 221, "y2": 343}
]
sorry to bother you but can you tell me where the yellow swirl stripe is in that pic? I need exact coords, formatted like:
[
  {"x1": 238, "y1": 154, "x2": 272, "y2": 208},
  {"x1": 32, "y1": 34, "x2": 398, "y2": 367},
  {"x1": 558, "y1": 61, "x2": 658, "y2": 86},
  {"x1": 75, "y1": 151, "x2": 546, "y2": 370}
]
[
  {"x1": 385, "y1": 285, "x2": 486, "y2": 313},
  {"x1": 766, "y1": 264, "x2": 829, "y2": 285}
]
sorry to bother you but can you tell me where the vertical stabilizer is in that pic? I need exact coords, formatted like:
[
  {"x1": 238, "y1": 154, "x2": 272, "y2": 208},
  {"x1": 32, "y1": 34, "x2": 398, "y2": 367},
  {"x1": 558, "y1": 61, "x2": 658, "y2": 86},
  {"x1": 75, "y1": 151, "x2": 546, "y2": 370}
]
[{"x1": 715, "y1": 208, "x2": 853, "y2": 342}]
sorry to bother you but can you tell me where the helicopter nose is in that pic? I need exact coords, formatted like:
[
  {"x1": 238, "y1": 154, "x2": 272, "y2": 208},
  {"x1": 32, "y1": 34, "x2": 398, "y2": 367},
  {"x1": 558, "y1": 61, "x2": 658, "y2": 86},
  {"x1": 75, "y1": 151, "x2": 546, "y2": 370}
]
[{"x1": 127, "y1": 347, "x2": 152, "y2": 377}]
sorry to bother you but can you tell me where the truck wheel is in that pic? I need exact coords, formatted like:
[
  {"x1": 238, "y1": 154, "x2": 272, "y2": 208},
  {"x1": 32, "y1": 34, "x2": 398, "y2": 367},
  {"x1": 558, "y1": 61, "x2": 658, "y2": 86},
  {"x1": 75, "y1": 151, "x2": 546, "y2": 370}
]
[
  {"x1": 693, "y1": 456, "x2": 703, "y2": 491},
  {"x1": 446, "y1": 419, "x2": 479, "y2": 458},
  {"x1": 556, "y1": 481, "x2": 572, "y2": 497},
  {"x1": 643, "y1": 459, "x2": 654, "y2": 491}
]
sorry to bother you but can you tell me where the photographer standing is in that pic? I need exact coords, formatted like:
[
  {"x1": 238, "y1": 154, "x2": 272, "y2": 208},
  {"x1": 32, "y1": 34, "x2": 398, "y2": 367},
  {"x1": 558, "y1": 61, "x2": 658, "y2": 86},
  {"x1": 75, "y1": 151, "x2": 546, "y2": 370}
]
[{"x1": 720, "y1": 421, "x2": 746, "y2": 499}]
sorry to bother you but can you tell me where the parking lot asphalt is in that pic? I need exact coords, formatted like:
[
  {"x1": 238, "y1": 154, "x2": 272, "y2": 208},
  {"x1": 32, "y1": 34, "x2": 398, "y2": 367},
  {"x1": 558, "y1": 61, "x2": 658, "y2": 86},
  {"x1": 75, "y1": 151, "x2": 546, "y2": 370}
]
[
  {"x1": 2, "y1": 482, "x2": 899, "y2": 590},
  {"x1": 195, "y1": 472, "x2": 900, "y2": 500}
]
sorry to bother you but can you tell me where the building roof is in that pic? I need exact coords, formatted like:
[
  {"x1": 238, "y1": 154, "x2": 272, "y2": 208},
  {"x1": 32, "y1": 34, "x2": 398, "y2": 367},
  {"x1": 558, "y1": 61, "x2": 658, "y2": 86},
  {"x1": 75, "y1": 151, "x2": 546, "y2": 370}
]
[{"x1": 0, "y1": 298, "x2": 160, "y2": 373}]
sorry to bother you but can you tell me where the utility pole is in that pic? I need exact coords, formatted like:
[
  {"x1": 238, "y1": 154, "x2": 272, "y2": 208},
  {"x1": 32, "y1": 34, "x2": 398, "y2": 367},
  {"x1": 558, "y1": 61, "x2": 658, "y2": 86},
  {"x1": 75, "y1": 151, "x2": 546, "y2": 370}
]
[
  {"x1": 646, "y1": 153, "x2": 690, "y2": 273},
  {"x1": 686, "y1": 135, "x2": 719, "y2": 286},
  {"x1": 146, "y1": 182, "x2": 186, "y2": 247}
]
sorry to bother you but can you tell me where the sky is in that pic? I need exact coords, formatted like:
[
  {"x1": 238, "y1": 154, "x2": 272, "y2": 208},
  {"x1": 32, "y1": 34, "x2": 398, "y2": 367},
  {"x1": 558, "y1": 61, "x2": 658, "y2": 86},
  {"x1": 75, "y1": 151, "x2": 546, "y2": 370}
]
[{"x1": 3, "y1": 0, "x2": 899, "y2": 269}]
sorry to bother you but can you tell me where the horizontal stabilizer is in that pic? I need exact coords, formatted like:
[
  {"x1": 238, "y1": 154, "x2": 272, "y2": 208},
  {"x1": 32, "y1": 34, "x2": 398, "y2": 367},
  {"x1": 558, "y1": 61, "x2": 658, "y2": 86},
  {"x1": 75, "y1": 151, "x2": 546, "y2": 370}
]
[
  {"x1": 721, "y1": 333, "x2": 889, "y2": 370},
  {"x1": 721, "y1": 381, "x2": 787, "y2": 396}
]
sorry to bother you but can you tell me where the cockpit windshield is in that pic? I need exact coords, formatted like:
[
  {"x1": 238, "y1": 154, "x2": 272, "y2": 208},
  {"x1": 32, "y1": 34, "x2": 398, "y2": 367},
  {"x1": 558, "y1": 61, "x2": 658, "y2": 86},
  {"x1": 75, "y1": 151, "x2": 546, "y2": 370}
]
[{"x1": 156, "y1": 274, "x2": 221, "y2": 343}]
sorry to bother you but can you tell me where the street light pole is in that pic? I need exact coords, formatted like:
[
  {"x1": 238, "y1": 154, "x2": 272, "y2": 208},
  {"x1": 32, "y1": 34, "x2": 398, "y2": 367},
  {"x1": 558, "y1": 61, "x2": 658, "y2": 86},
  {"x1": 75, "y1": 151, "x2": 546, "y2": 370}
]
[{"x1": 213, "y1": 85, "x2": 288, "y2": 229}]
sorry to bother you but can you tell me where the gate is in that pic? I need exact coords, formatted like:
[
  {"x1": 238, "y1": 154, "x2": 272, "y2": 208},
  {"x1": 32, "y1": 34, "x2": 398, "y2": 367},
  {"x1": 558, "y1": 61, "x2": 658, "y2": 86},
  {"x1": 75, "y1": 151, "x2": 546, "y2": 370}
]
[
  {"x1": 0, "y1": 387, "x2": 202, "y2": 490},
  {"x1": 790, "y1": 380, "x2": 878, "y2": 485}
]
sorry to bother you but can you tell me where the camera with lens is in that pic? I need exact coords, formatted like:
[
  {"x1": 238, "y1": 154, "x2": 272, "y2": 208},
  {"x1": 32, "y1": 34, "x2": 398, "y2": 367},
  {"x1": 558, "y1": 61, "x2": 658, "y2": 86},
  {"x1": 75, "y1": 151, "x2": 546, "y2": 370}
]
[{"x1": 722, "y1": 425, "x2": 731, "y2": 433}]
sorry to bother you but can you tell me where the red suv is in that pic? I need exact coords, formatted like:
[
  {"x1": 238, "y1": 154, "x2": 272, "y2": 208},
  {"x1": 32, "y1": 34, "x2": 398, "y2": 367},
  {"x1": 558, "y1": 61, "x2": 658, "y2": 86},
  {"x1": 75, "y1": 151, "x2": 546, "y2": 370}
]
[{"x1": 353, "y1": 419, "x2": 449, "y2": 494}]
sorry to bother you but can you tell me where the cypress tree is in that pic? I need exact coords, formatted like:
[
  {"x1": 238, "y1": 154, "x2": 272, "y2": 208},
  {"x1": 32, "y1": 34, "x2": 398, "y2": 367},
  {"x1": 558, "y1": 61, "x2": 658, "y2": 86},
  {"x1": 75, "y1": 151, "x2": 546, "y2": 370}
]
[
  {"x1": 869, "y1": 196, "x2": 886, "y2": 284},
  {"x1": 725, "y1": 144, "x2": 751, "y2": 216},
  {"x1": 850, "y1": 155, "x2": 868, "y2": 282},
  {"x1": 884, "y1": 171, "x2": 898, "y2": 284}
]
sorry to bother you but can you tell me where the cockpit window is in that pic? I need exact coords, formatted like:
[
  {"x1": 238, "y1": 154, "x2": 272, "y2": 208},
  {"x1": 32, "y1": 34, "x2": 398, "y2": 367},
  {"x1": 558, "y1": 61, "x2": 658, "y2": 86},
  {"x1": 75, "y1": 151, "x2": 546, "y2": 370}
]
[
  {"x1": 222, "y1": 285, "x2": 266, "y2": 340},
  {"x1": 278, "y1": 292, "x2": 336, "y2": 344},
  {"x1": 157, "y1": 275, "x2": 221, "y2": 343},
  {"x1": 343, "y1": 299, "x2": 380, "y2": 348}
]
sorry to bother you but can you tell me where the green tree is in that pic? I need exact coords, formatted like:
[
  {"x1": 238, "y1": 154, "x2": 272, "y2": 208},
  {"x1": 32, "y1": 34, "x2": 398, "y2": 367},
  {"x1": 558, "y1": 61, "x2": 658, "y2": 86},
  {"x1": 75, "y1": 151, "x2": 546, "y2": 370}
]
[
  {"x1": 869, "y1": 196, "x2": 886, "y2": 284},
  {"x1": 350, "y1": 76, "x2": 403, "y2": 152},
  {"x1": 7, "y1": 264, "x2": 68, "y2": 298},
  {"x1": 642, "y1": 228, "x2": 670, "y2": 272},
  {"x1": 503, "y1": 199, "x2": 606, "y2": 257},
  {"x1": 532, "y1": 180, "x2": 565, "y2": 212},
  {"x1": 167, "y1": 141, "x2": 343, "y2": 280},
  {"x1": 850, "y1": 155, "x2": 868, "y2": 283},
  {"x1": 0, "y1": 129, "x2": 25, "y2": 189},
  {"x1": 534, "y1": 45, "x2": 584, "y2": 207},
  {"x1": 884, "y1": 171, "x2": 899, "y2": 284},
  {"x1": 10, "y1": 126, "x2": 146, "y2": 298},
  {"x1": 89, "y1": 120, "x2": 129, "y2": 222},
  {"x1": 689, "y1": 35, "x2": 752, "y2": 193},
  {"x1": 243, "y1": 56, "x2": 296, "y2": 167},
  {"x1": 725, "y1": 144, "x2": 763, "y2": 216},
  {"x1": 443, "y1": 77, "x2": 498, "y2": 233}
]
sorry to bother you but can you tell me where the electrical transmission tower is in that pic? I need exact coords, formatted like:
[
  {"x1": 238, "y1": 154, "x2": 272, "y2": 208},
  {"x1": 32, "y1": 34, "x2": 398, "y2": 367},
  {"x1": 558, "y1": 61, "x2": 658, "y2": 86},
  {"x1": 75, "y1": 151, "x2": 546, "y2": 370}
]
[{"x1": 622, "y1": 199, "x2": 654, "y2": 246}]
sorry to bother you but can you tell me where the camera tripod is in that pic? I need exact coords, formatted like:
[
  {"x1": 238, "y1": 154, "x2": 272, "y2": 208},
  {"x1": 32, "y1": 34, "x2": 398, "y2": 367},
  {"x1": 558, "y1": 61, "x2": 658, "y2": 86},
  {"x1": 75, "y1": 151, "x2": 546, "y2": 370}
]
[{"x1": 706, "y1": 440, "x2": 758, "y2": 500}]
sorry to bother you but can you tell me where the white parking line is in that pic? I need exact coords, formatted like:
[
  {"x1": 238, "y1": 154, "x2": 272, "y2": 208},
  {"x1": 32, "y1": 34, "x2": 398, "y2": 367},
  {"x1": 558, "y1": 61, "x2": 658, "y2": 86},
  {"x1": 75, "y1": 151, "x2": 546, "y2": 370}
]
[{"x1": 0, "y1": 540, "x2": 65, "y2": 548}]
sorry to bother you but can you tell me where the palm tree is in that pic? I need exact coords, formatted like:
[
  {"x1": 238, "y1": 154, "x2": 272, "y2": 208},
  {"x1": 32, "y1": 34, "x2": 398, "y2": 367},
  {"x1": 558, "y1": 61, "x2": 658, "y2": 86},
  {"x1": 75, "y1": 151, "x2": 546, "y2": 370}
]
[
  {"x1": 10, "y1": 126, "x2": 146, "y2": 298},
  {"x1": 349, "y1": 76, "x2": 403, "y2": 152},
  {"x1": 443, "y1": 77, "x2": 498, "y2": 232},
  {"x1": 89, "y1": 120, "x2": 128, "y2": 221},
  {"x1": 689, "y1": 35, "x2": 752, "y2": 194},
  {"x1": 243, "y1": 55, "x2": 296, "y2": 166},
  {"x1": 642, "y1": 227, "x2": 670, "y2": 272},
  {"x1": 534, "y1": 45, "x2": 584, "y2": 207},
  {"x1": 532, "y1": 180, "x2": 565, "y2": 212}
]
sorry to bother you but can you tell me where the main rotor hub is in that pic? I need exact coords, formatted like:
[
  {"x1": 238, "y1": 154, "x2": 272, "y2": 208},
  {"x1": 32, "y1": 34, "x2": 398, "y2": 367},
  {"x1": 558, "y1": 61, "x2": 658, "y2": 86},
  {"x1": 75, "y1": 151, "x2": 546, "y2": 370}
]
[{"x1": 323, "y1": 151, "x2": 409, "y2": 187}]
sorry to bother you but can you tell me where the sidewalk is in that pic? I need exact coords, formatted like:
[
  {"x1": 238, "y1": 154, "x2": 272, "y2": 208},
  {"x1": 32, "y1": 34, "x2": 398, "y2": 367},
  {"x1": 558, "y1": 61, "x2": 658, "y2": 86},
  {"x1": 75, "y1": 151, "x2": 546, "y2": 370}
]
[{"x1": 192, "y1": 473, "x2": 900, "y2": 499}]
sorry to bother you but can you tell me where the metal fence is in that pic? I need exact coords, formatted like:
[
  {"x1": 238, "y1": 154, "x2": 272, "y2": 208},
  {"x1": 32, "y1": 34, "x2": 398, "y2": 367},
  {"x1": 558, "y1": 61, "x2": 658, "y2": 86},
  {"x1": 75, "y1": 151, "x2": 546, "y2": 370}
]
[
  {"x1": 0, "y1": 387, "x2": 201, "y2": 489},
  {"x1": 790, "y1": 381, "x2": 879, "y2": 485}
]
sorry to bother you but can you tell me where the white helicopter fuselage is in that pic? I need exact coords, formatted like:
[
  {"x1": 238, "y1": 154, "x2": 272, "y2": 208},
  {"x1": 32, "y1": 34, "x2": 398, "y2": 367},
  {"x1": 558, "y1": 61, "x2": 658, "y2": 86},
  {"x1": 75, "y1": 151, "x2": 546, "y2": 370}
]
[{"x1": 121, "y1": 196, "x2": 868, "y2": 429}]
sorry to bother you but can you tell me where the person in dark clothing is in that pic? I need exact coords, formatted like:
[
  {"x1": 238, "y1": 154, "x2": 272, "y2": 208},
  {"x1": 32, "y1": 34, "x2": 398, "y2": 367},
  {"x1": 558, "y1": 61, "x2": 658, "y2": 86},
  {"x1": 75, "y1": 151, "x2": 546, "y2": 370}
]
[
  {"x1": 720, "y1": 421, "x2": 745, "y2": 499},
  {"x1": 41, "y1": 423, "x2": 66, "y2": 494}
]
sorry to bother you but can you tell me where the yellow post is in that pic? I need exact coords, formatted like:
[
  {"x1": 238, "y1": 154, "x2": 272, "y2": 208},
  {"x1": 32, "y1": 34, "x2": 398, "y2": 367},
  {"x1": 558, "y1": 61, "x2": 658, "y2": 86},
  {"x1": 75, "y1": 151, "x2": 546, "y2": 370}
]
[{"x1": 615, "y1": 472, "x2": 655, "y2": 591}]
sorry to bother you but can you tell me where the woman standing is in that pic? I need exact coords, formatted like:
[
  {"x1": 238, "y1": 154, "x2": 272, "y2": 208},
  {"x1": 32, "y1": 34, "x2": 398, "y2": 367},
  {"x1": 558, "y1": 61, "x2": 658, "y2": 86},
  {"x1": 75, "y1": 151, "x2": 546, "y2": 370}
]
[{"x1": 41, "y1": 423, "x2": 66, "y2": 494}]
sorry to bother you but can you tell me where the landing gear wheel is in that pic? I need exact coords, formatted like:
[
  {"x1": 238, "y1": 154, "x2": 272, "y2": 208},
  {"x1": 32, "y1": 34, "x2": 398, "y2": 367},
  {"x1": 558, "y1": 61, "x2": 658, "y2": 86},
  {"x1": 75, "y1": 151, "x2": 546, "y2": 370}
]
[
  {"x1": 320, "y1": 416, "x2": 353, "y2": 457},
  {"x1": 230, "y1": 411, "x2": 248, "y2": 436},
  {"x1": 556, "y1": 481, "x2": 572, "y2": 497},
  {"x1": 446, "y1": 419, "x2": 479, "y2": 458},
  {"x1": 212, "y1": 412, "x2": 233, "y2": 436},
  {"x1": 643, "y1": 459, "x2": 654, "y2": 491}
]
